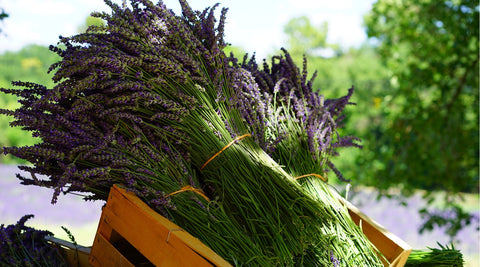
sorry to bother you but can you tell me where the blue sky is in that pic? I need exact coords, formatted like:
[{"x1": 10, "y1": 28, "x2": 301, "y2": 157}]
[{"x1": 0, "y1": 0, "x2": 375, "y2": 58}]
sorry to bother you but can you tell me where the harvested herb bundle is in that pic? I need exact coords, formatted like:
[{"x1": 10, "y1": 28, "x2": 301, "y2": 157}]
[
  {"x1": 405, "y1": 243, "x2": 464, "y2": 267},
  {"x1": 0, "y1": 215, "x2": 67, "y2": 266},
  {"x1": 226, "y1": 40, "x2": 380, "y2": 265},
  {"x1": 0, "y1": 0, "x2": 383, "y2": 265},
  {"x1": 229, "y1": 50, "x2": 362, "y2": 181},
  {"x1": 112, "y1": 133, "x2": 271, "y2": 264}
]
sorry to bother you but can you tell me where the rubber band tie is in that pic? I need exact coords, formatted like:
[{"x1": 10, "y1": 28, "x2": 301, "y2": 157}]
[
  {"x1": 167, "y1": 185, "x2": 210, "y2": 201},
  {"x1": 294, "y1": 173, "x2": 327, "y2": 182},
  {"x1": 200, "y1": 133, "x2": 252, "y2": 170}
]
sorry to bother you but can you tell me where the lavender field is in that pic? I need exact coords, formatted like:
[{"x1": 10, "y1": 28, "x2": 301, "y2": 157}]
[
  {"x1": 0, "y1": 164, "x2": 104, "y2": 246},
  {"x1": 1, "y1": 164, "x2": 478, "y2": 266}
]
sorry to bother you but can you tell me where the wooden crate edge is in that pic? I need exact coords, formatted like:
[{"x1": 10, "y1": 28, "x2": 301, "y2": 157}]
[
  {"x1": 346, "y1": 199, "x2": 412, "y2": 250},
  {"x1": 91, "y1": 184, "x2": 412, "y2": 266},
  {"x1": 92, "y1": 184, "x2": 232, "y2": 267},
  {"x1": 332, "y1": 190, "x2": 412, "y2": 266},
  {"x1": 46, "y1": 236, "x2": 91, "y2": 267}
]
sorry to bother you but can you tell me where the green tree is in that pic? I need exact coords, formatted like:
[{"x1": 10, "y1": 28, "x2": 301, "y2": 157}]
[
  {"x1": 363, "y1": 0, "x2": 479, "y2": 238},
  {"x1": 284, "y1": 16, "x2": 327, "y2": 57}
]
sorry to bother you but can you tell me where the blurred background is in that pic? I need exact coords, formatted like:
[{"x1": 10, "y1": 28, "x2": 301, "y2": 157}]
[{"x1": 0, "y1": 0, "x2": 478, "y2": 265}]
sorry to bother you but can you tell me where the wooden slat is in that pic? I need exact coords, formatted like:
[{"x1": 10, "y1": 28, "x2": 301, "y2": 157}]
[
  {"x1": 341, "y1": 194, "x2": 412, "y2": 267},
  {"x1": 46, "y1": 236, "x2": 91, "y2": 267},
  {"x1": 90, "y1": 184, "x2": 411, "y2": 267},
  {"x1": 388, "y1": 249, "x2": 412, "y2": 267},
  {"x1": 96, "y1": 211, "x2": 116, "y2": 244},
  {"x1": 89, "y1": 233, "x2": 135, "y2": 267},
  {"x1": 98, "y1": 185, "x2": 231, "y2": 266}
]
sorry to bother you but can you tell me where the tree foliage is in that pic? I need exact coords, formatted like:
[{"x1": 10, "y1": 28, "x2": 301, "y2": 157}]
[
  {"x1": 0, "y1": 8, "x2": 6, "y2": 20},
  {"x1": 284, "y1": 16, "x2": 332, "y2": 58},
  {"x1": 363, "y1": 0, "x2": 479, "y2": 194},
  {"x1": 361, "y1": 0, "x2": 479, "y2": 237}
]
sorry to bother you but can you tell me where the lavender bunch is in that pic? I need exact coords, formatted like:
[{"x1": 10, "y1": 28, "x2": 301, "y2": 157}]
[
  {"x1": 225, "y1": 39, "x2": 381, "y2": 265},
  {"x1": 0, "y1": 0, "x2": 216, "y2": 202},
  {"x1": 0, "y1": 1, "x2": 272, "y2": 263},
  {"x1": 1, "y1": 0, "x2": 317, "y2": 264},
  {"x1": 0, "y1": 0, "x2": 383, "y2": 265},
  {"x1": 0, "y1": 215, "x2": 67, "y2": 266},
  {"x1": 405, "y1": 243, "x2": 464, "y2": 267},
  {"x1": 229, "y1": 50, "x2": 361, "y2": 181},
  {"x1": 225, "y1": 65, "x2": 383, "y2": 265}
]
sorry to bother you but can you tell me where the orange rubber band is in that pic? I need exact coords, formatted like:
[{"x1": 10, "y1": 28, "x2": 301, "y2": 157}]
[
  {"x1": 294, "y1": 173, "x2": 327, "y2": 182},
  {"x1": 167, "y1": 185, "x2": 210, "y2": 201},
  {"x1": 200, "y1": 133, "x2": 251, "y2": 170}
]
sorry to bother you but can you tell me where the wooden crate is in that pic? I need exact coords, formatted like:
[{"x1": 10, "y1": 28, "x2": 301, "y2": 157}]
[
  {"x1": 338, "y1": 194, "x2": 412, "y2": 267},
  {"x1": 46, "y1": 236, "x2": 91, "y2": 267},
  {"x1": 89, "y1": 184, "x2": 231, "y2": 266},
  {"x1": 89, "y1": 185, "x2": 411, "y2": 266}
]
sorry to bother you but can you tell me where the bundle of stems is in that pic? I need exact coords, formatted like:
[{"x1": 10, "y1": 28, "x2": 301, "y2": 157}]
[
  {"x1": 182, "y1": 92, "x2": 336, "y2": 265},
  {"x1": 0, "y1": 0, "x2": 384, "y2": 265},
  {"x1": 111, "y1": 126, "x2": 272, "y2": 264},
  {"x1": 268, "y1": 113, "x2": 383, "y2": 265},
  {"x1": 405, "y1": 243, "x2": 464, "y2": 267},
  {"x1": 227, "y1": 43, "x2": 381, "y2": 265}
]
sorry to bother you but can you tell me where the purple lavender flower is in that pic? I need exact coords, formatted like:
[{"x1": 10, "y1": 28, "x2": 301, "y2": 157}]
[
  {"x1": 0, "y1": 215, "x2": 66, "y2": 266},
  {"x1": 0, "y1": 0, "x2": 232, "y2": 203},
  {"x1": 228, "y1": 67, "x2": 274, "y2": 150},
  {"x1": 228, "y1": 48, "x2": 361, "y2": 181},
  {"x1": 330, "y1": 250, "x2": 340, "y2": 267}
]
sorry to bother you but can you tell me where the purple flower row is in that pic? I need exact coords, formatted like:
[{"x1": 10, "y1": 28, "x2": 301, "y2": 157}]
[{"x1": 0, "y1": 215, "x2": 66, "y2": 266}]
